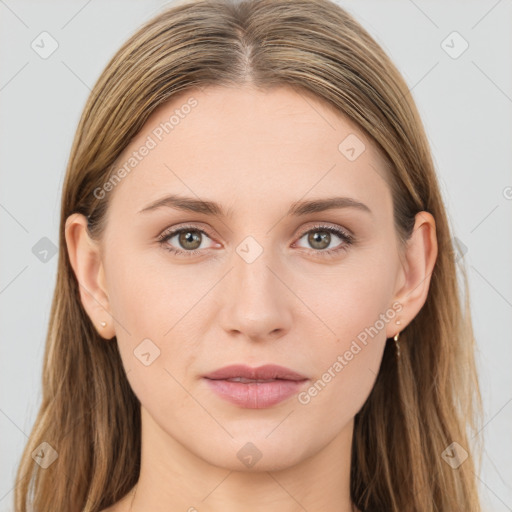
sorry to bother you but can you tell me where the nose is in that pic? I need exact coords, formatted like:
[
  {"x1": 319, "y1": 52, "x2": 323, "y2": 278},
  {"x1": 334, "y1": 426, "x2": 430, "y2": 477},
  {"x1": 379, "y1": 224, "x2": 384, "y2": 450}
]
[{"x1": 218, "y1": 245, "x2": 293, "y2": 343}]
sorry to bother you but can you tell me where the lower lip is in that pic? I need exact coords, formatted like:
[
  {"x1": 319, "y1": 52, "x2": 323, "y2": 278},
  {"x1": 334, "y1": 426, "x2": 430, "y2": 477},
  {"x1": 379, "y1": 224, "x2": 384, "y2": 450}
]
[{"x1": 203, "y1": 378, "x2": 308, "y2": 409}]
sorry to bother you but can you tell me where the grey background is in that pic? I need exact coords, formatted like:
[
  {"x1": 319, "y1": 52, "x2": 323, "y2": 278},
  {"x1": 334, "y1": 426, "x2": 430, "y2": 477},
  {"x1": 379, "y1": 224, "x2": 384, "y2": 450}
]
[{"x1": 1, "y1": 1, "x2": 511, "y2": 510}]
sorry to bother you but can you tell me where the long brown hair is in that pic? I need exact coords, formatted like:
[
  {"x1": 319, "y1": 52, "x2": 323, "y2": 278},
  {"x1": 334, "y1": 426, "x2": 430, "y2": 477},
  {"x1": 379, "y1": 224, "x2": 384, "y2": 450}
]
[{"x1": 14, "y1": 0, "x2": 483, "y2": 510}]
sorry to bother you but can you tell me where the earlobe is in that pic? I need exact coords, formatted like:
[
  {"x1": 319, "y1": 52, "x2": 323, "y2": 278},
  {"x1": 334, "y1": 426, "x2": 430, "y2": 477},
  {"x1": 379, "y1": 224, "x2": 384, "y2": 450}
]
[
  {"x1": 64, "y1": 213, "x2": 116, "y2": 340},
  {"x1": 389, "y1": 211, "x2": 438, "y2": 337}
]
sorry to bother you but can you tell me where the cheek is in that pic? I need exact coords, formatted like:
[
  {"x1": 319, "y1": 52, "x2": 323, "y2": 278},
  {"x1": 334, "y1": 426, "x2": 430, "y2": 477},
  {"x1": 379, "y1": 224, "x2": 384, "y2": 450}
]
[
  {"x1": 103, "y1": 249, "x2": 198, "y2": 401},
  {"x1": 306, "y1": 251, "x2": 396, "y2": 346},
  {"x1": 295, "y1": 254, "x2": 395, "y2": 415},
  {"x1": 105, "y1": 246, "x2": 205, "y2": 336},
  {"x1": 295, "y1": 301, "x2": 388, "y2": 439}
]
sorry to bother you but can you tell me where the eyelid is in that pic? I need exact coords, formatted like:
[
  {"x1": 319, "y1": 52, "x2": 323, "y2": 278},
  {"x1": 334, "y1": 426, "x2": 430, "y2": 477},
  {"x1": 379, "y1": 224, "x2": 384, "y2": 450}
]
[
  {"x1": 158, "y1": 221, "x2": 352, "y2": 239},
  {"x1": 157, "y1": 223, "x2": 217, "y2": 246},
  {"x1": 158, "y1": 221, "x2": 214, "y2": 237},
  {"x1": 296, "y1": 221, "x2": 353, "y2": 239},
  {"x1": 157, "y1": 221, "x2": 354, "y2": 255}
]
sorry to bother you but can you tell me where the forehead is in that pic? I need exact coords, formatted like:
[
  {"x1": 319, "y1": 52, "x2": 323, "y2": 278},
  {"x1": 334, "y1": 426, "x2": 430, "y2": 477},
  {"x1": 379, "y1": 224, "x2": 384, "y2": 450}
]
[{"x1": 107, "y1": 85, "x2": 392, "y2": 219}]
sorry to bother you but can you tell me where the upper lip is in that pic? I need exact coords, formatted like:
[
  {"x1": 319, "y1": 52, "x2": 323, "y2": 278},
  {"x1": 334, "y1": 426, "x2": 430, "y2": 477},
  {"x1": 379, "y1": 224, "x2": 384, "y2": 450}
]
[{"x1": 203, "y1": 364, "x2": 308, "y2": 381}]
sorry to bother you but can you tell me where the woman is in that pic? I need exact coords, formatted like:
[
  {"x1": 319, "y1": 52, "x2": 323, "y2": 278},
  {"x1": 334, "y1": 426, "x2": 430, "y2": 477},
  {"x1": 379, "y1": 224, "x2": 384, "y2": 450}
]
[{"x1": 14, "y1": 0, "x2": 483, "y2": 510}]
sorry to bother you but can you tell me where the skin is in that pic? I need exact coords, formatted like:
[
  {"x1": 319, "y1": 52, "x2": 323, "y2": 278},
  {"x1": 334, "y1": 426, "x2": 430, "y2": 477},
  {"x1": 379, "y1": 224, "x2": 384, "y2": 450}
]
[{"x1": 65, "y1": 85, "x2": 437, "y2": 512}]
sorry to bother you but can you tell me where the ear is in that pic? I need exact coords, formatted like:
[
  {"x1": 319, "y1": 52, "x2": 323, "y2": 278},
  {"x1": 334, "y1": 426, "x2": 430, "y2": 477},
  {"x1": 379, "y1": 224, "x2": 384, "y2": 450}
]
[
  {"x1": 387, "y1": 211, "x2": 438, "y2": 338},
  {"x1": 64, "y1": 213, "x2": 116, "y2": 340}
]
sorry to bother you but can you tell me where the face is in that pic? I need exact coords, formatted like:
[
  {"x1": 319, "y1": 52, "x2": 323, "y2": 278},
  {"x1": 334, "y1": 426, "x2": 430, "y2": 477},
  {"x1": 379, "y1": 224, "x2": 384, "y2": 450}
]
[{"x1": 78, "y1": 85, "x2": 413, "y2": 471}]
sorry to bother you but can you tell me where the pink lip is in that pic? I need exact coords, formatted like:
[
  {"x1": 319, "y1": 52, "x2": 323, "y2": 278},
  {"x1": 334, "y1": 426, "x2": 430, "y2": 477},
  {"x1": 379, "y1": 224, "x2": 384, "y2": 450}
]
[
  {"x1": 203, "y1": 364, "x2": 309, "y2": 409},
  {"x1": 203, "y1": 364, "x2": 307, "y2": 381}
]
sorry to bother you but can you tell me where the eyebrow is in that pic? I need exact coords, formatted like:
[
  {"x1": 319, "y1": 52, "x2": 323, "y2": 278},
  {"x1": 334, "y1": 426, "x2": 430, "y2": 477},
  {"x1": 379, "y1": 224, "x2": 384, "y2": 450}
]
[{"x1": 137, "y1": 194, "x2": 372, "y2": 218}]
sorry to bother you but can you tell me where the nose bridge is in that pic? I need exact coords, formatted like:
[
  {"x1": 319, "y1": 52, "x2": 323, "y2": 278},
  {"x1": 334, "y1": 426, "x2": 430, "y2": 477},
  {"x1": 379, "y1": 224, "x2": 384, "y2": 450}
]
[
  {"x1": 220, "y1": 233, "x2": 291, "y2": 340},
  {"x1": 233, "y1": 233, "x2": 280, "y2": 305}
]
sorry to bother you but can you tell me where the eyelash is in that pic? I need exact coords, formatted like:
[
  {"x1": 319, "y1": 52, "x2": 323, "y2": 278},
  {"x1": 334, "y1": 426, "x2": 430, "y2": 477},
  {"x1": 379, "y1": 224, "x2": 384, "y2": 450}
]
[{"x1": 157, "y1": 223, "x2": 354, "y2": 259}]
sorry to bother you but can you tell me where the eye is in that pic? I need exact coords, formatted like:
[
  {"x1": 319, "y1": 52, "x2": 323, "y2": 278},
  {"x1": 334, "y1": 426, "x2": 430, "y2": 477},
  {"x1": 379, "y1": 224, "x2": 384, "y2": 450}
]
[
  {"x1": 294, "y1": 224, "x2": 354, "y2": 256},
  {"x1": 157, "y1": 226, "x2": 215, "y2": 257},
  {"x1": 158, "y1": 223, "x2": 354, "y2": 258}
]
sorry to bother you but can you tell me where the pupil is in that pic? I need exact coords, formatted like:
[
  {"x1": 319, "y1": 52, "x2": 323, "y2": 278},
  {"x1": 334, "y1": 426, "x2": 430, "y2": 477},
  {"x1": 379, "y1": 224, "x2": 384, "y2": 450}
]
[
  {"x1": 180, "y1": 231, "x2": 200, "y2": 249},
  {"x1": 309, "y1": 231, "x2": 330, "y2": 249}
]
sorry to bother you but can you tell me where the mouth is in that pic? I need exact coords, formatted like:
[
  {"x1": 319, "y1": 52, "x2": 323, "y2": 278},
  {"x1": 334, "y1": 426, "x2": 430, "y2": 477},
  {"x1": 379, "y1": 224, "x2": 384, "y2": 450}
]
[
  {"x1": 221, "y1": 377, "x2": 287, "y2": 383},
  {"x1": 203, "y1": 363, "x2": 308, "y2": 381},
  {"x1": 202, "y1": 364, "x2": 309, "y2": 409}
]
